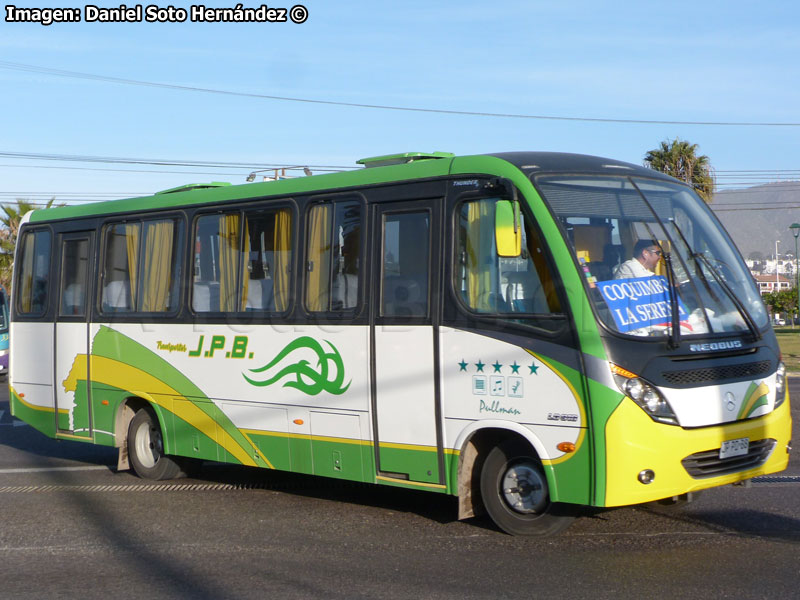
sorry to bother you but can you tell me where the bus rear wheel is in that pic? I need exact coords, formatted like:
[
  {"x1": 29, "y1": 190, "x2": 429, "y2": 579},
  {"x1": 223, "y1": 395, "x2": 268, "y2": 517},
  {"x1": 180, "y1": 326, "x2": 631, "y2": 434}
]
[
  {"x1": 128, "y1": 408, "x2": 184, "y2": 480},
  {"x1": 480, "y1": 440, "x2": 574, "y2": 536}
]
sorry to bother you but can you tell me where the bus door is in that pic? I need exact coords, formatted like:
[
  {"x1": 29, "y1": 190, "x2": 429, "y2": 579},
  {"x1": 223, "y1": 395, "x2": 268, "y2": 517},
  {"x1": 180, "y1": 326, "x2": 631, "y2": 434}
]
[
  {"x1": 54, "y1": 231, "x2": 94, "y2": 438},
  {"x1": 371, "y1": 200, "x2": 444, "y2": 486}
]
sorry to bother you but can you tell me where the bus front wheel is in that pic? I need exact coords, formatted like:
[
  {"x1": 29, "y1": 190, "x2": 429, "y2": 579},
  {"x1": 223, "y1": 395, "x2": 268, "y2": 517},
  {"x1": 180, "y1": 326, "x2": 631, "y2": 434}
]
[
  {"x1": 480, "y1": 440, "x2": 574, "y2": 536},
  {"x1": 128, "y1": 408, "x2": 184, "y2": 480}
]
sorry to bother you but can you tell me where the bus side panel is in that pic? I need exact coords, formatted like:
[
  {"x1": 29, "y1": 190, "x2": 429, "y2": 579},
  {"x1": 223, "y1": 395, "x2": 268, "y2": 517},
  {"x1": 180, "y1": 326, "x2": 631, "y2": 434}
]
[
  {"x1": 83, "y1": 323, "x2": 378, "y2": 484},
  {"x1": 87, "y1": 323, "x2": 271, "y2": 470},
  {"x1": 9, "y1": 321, "x2": 56, "y2": 437},
  {"x1": 440, "y1": 328, "x2": 591, "y2": 505}
]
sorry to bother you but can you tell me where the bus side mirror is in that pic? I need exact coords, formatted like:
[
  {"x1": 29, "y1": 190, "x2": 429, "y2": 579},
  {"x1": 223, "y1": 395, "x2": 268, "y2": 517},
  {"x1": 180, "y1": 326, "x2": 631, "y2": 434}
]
[{"x1": 495, "y1": 200, "x2": 522, "y2": 257}]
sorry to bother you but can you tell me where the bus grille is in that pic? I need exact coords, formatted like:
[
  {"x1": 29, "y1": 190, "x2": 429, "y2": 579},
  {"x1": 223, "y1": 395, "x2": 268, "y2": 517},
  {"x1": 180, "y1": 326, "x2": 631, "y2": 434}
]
[
  {"x1": 662, "y1": 360, "x2": 771, "y2": 386},
  {"x1": 681, "y1": 439, "x2": 776, "y2": 479}
]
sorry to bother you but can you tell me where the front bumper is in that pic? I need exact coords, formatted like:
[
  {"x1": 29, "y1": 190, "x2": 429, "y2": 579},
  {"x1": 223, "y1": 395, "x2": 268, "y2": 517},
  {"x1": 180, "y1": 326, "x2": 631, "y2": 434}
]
[{"x1": 603, "y1": 394, "x2": 791, "y2": 507}]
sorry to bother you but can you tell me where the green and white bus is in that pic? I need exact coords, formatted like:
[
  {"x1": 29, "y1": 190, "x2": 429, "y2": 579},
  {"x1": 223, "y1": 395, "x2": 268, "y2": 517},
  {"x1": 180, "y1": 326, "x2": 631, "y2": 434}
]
[{"x1": 10, "y1": 151, "x2": 791, "y2": 535}]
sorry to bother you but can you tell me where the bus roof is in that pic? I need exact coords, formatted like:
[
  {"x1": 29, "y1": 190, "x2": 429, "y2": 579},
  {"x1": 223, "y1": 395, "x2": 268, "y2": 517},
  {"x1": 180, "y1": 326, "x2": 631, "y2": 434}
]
[
  {"x1": 490, "y1": 151, "x2": 677, "y2": 182},
  {"x1": 27, "y1": 151, "x2": 679, "y2": 224}
]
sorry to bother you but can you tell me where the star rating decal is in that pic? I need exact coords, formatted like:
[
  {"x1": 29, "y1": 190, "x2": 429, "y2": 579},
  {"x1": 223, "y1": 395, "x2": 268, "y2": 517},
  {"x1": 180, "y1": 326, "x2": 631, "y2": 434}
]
[{"x1": 457, "y1": 358, "x2": 539, "y2": 375}]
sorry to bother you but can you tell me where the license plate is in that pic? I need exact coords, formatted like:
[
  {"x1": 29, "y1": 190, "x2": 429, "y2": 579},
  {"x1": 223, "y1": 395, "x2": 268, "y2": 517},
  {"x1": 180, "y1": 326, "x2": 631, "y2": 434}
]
[{"x1": 719, "y1": 437, "x2": 749, "y2": 460}]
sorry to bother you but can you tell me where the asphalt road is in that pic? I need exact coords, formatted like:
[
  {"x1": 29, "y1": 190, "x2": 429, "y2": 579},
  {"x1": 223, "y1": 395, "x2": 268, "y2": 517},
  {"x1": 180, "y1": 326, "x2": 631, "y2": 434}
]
[{"x1": 1, "y1": 383, "x2": 798, "y2": 599}]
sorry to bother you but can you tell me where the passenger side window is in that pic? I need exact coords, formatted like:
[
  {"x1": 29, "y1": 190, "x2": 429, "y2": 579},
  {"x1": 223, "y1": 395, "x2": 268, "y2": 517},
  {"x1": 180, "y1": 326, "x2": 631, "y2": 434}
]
[
  {"x1": 102, "y1": 223, "x2": 138, "y2": 312},
  {"x1": 193, "y1": 213, "x2": 240, "y2": 312},
  {"x1": 305, "y1": 201, "x2": 361, "y2": 312},
  {"x1": 16, "y1": 229, "x2": 52, "y2": 316},
  {"x1": 101, "y1": 219, "x2": 181, "y2": 314},
  {"x1": 243, "y1": 208, "x2": 293, "y2": 312},
  {"x1": 192, "y1": 208, "x2": 294, "y2": 313}
]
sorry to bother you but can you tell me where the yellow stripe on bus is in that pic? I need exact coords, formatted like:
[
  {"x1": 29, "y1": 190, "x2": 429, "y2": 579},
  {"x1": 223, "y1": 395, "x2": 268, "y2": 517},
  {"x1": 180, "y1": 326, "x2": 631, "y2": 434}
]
[
  {"x1": 63, "y1": 354, "x2": 259, "y2": 468},
  {"x1": 376, "y1": 475, "x2": 447, "y2": 490},
  {"x1": 9, "y1": 385, "x2": 69, "y2": 415},
  {"x1": 526, "y1": 349, "x2": 587, "y2": 465}
]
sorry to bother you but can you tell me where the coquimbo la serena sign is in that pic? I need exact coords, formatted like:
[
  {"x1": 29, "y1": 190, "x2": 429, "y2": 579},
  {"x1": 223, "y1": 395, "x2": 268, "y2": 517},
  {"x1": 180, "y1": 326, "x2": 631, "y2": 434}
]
[{"x1": 10, "y1": 151, "x2": 791, "y2": 535}]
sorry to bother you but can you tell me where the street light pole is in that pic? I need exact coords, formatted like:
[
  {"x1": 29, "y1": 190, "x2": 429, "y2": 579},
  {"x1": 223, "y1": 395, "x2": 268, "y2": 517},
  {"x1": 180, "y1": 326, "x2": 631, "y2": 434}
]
[
  {"x1": 775, "y1": 240, "x2": 780, "y2": 324},
  {"x1": 790, "y1": 223, "x2": 800, "y2": 327}
]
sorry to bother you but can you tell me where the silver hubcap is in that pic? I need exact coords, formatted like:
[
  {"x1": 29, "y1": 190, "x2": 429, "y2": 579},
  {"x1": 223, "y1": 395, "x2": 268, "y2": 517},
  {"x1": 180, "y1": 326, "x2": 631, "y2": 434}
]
[
  {"x1": 134, "y1": 421, "x2": 161, "y2": 469},
  {"x1": 501, "y1": 462, "x2": 547, "y2": 514}
]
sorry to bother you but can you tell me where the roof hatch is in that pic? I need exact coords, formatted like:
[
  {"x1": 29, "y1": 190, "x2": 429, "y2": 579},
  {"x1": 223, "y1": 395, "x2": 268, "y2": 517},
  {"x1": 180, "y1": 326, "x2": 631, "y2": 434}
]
[
  {"x1": 356, "y1": 151, "x2": 454, "y2": 168},
  {"x1": 155, "y1": 182, "x2": 231, "y2": 195}
]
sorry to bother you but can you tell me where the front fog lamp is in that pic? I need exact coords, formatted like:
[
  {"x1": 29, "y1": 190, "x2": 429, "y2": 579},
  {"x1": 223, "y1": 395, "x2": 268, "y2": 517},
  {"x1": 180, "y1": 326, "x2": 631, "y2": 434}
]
[
  {"x1": 638, "y1": 469, "x2": 655, "y2": 484},
  {"x1": 612, "y1": 367, "x2": 678, "y2": 425},
  {"x1": 775, "y1": 361, "x2": 787, "y2": 408}
]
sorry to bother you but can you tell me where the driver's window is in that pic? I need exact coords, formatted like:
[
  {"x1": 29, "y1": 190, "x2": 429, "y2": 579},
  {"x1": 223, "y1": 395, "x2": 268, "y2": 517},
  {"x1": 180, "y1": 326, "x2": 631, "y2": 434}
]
[{"x1": 455, "y1": 198, "x2": 560, "y2": 316}]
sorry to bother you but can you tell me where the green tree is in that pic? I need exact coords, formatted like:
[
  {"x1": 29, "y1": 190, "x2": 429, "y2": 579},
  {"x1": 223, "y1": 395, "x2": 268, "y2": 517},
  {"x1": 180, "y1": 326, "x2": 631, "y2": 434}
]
[
  {"x1": 763, "y1": 288, "x2": 798, "y2": 321},
  {"x1": 644, "y1": 138, "x2": 715, "y2": 203},
  {"x1": 0, "y1": 198, "x2": 55, "y2": 290}
]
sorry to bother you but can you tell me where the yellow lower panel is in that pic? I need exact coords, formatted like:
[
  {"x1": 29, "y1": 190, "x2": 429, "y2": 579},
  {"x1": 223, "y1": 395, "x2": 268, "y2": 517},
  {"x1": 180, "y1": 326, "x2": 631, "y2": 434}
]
[{"x1": 604, "y1": 397, "x2": 791, "y2": 507}]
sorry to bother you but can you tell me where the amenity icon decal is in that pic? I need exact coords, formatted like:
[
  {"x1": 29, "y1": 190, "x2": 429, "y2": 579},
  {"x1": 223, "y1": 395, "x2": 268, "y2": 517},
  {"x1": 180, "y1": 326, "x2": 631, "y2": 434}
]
[{"x1": 460, "y1": 358, "x2": 538, "y2": 399}]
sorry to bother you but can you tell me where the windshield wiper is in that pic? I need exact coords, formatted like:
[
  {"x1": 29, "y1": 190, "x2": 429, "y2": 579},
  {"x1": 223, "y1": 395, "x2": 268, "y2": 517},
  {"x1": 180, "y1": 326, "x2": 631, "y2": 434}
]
[
  {"x1": 663, "y1": 215, "x2": 760, "y2": 341},
  {"x1": 661, "y1": 250, "x2": 682, "y2": 349},
  {"x1": 666, "y1": 216, "x2": 760, "y2": 342},
  {"x1": 638, "y1": 220, "x2": 682, "y2": 348},
  {"x1": 629, "y1": 183, "x2": 686, "y2": 349},
  {"x1": 693, "y1": 252, "x2": 762, "y2": 341},
  {"x1": 665, "y1": 217, "x2": 716, "y2": 329}
]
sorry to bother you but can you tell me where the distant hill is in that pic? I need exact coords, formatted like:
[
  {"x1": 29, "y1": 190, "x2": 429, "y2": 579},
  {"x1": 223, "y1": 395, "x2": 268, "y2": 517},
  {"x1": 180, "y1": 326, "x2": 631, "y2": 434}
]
[{"x1": 710, "y1": 182, "x2": 800, "y2": 259}]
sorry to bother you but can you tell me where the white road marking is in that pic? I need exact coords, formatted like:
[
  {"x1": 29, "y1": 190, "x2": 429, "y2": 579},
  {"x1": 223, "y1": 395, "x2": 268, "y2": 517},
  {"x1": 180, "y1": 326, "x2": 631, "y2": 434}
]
[{"x1": 0, "y1": 466, "x2": 110, "y2": 474}]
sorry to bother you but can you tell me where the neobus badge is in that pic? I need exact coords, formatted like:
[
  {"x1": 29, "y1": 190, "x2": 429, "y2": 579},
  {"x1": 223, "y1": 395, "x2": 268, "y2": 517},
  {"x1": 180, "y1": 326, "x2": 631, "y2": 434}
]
[{"x1": 689, "y1": 340, "x2": 743, "y2": 352}]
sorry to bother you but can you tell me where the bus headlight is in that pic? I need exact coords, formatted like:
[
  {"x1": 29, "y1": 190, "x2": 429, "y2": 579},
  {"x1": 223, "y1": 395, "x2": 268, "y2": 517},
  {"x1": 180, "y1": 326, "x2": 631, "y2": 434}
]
[
  {"x1": 775, "y1": 361, "x2": 786, "y2": 409},
  {"x1": 611, "y1": 365, "x2": 678, "y2": 425}
]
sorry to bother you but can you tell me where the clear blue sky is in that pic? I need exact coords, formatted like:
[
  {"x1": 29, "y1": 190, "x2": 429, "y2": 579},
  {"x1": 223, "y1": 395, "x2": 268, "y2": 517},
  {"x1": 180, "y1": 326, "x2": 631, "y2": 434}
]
[{"x1": 1, "y1": 0, "x2": 799, "y2": 206}]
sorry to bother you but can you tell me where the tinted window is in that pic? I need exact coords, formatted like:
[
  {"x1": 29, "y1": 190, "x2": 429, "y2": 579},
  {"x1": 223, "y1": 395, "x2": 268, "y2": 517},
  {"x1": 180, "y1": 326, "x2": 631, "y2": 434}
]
[
  {"x1": 17, "y1": 230, "x2": 52, "y2": 316},
  {"x1": 101, "y1": 219, "x2": 181, "y2": 314},
  {"x1": 193, "y1": 208, "x2": 294, "y2": 313},
  {"x1": 243, "y1": 208, "x2": 293, "y2": 312},
  {"x1": 193, "y1": 213, "x2": 240, "y2": 313},
  {"x1": 306, "y1": 201, "x2": 361, "y2": 312},
  {"x1": 455, "y1": 198, "x2": 561, "y2": 318},
  {"x1": 59, "y1": 238, "x2": 89, "y2": 317},
  {"x1": 381, "y1": 211, "x2": 430, "y2": 318}
]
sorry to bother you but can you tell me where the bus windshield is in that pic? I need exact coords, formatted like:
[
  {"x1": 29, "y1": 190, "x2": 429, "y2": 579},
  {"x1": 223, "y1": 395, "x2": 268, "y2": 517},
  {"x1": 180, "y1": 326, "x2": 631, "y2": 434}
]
[{"x1": 536, "y1": 175, "x2": 768, "y2": 338}]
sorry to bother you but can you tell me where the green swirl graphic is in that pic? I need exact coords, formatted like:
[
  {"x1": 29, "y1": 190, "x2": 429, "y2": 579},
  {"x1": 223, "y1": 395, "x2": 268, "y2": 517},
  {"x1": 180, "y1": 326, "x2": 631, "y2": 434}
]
[{"x1": 242, "y1": 336, "x2": 350, "y2": 396}]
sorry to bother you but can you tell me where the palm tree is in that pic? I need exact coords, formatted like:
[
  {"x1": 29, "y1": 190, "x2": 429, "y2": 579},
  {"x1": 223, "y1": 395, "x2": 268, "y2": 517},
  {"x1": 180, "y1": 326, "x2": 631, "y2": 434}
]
[
  {"x1": 0, "y1": 198, "x2": 55, "y2": 290},
  {"x1": 644, "y1": 138, "x2": 715, "y2": 203}
]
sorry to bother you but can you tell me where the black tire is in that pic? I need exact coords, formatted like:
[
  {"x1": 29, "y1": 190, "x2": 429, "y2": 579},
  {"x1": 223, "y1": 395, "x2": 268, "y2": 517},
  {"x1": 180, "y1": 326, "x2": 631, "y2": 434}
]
[
  {"x1": 128, "y1": 408, "x2": 184, "y2": 480},
  {"x1": 480, "y1": 439, "x2": 575, "y2": 536}
]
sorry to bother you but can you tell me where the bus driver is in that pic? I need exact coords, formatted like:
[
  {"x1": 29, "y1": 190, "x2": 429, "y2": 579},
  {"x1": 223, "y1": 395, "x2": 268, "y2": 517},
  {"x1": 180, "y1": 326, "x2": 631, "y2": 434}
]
[{"x1": 614, "y1": 239, "x2": 661, "y2": 279}]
